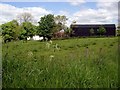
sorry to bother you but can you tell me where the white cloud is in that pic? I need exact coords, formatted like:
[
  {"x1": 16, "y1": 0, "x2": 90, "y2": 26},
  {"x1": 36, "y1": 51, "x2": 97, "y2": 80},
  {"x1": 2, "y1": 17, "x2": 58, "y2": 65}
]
[
  {"x1": 0, "y1": 0, "x2": 63, "y2": 2},
  {"x1": 0, "y1": 2, "x2": 118, "y2": 27},
  {"x1": 95, "y1": 0, "x2": 119, "y2": 2},
  {"x1": 70, "y1": 2, "x2": 118, "y2": 25},
  {"x1": 1, "y1": 0, "x2": 119, "y2": 2},
  {"x1": 57, "y1": 10, "x2": 69, "y2": 16},
  {"x1": 60, "y1": 1, "x2": 118, "y2": 26},
  {"x1": 67, "y1": 0, "x2": 86, "y2": 6},
  {"x1": 0, "y1": 3, "x2": 52, "y2": 25}
]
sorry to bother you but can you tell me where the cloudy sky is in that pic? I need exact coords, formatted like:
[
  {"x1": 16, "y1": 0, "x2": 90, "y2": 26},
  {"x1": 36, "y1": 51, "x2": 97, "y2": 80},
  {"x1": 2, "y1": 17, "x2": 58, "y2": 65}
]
[{"x1": 0, "y1": 0, "x2": 119, "y2": 27}]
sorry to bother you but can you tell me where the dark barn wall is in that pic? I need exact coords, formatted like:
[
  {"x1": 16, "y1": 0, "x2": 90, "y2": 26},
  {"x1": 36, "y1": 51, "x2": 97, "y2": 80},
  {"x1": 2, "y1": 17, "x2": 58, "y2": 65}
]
[{"x1": 70, "y1": 24, "x2": 116, "y2": 37}]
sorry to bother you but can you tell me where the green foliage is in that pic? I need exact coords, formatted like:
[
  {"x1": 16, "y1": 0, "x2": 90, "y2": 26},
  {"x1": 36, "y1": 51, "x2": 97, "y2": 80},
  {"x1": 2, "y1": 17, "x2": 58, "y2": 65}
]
[
  {"x1": 1, "y1": 19, "x2": 37, "y2": 42},
  {"x1": 1, "y1": 20, "x2": 20, "y2": 42},
  {"x1": 117, "y1": 25, "x2": 120, "y2": 30},
  {"x1": 38, "y1": 14, "x2": 55, "y2": 37},
  {"x1": 65, "y1": 27, "x2": 72, "y2": 37},
  {"x1": 1, "y1": 14, "x2": 69, "y2": 42},
  {"x1": 97, "y1": 26, "x2": 106, "y2": 36},
  {"x1": 89, "y1": 28, "x2": 94, "y2": 36},
  {"x1": 19, "y1": 22, "x2": 37, "y2": 40},
  {"x1": 54, "y1": 15, "x2": 68, "y2": 30},
  {"x1": 2, "y1": 37, "x2": 118, "y2": 88},
  {"x1": 116, "y1": 30, "x2": 120, "y2": 36},
  {"x1": 52, "y1": 22, "x2": 62, "y2": 34},
  {"x1": 54, "y1": 15, "x2": 68, "y2": 25},
  {"x1": 0, "y1": 25, "x2": 2, "y2": 36}
]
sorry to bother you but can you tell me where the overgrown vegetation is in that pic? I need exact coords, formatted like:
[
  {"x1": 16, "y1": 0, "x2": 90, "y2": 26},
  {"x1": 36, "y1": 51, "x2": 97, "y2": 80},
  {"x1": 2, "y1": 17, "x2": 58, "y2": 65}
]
[
  {"x1": 2, "y1": 37, "x2": 118, "y2": 88},
  {"x1": 97, "y1": 26, "x2": 106, "y2": 36}
]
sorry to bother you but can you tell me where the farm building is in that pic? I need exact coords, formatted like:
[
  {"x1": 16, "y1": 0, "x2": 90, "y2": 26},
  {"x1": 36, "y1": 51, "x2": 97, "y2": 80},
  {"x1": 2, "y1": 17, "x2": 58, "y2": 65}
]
[{"x1": 70, "y1": 24, "x2": 116, "y2": 37}]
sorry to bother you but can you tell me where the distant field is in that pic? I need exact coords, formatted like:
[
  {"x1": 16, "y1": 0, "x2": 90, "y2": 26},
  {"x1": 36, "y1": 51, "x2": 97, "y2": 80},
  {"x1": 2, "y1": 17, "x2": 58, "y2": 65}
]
[{"x1": 2, "y1": 37, "x2": 118, "y2": 88}]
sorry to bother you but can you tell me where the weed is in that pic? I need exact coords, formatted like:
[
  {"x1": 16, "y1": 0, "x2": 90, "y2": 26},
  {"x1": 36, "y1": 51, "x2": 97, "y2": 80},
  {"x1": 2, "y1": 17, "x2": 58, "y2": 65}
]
[{"x1": 92, "y1": 42, "x2": 96, "y2": 45}]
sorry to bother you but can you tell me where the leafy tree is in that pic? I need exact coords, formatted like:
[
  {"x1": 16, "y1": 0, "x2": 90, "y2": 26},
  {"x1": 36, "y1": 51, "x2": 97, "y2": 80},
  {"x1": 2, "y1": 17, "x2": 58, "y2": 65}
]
[
  {"x1": 97, "y1": 26, "x2": 106, "y2": 36},
  {"x1": 89, "y1": 28, "x2": 94, "y2": 36},
  {"x1": 116, "y1": 30, "x2": 120, "y2": 36},
  {"x1": 19, "y1": 22, "x2": 37, "y2": 40},
  {"x1": 54, "y1": 15, "x2": 68, "y2": 30},
  {"x1": 54, "y1": 15, "x2": 68, "y2": 25},
  {"x1": 117, "y1": 25, "x2": 120, "y2": 36},
  {"x1": 52, "y1": 22, "x2": 62, "y2": 34},
  {"x1": 38, "y1": 14, "x2": 55, "y2": 41},
  {"x1": 65, "y1": 27, "x2": 72, "y2": 37},
  {"x1": 0, "y1": 25, "x2": 2, "y2": 36},
  {"x1": 72, "y1": 20, "x2": 76, "y2": 24},
  {"x1": 117, "y1": 25, "x2": 120, "y2": 30},
  {"x1": 1, "y1": 20, "x2": 20, "y2": 43}
]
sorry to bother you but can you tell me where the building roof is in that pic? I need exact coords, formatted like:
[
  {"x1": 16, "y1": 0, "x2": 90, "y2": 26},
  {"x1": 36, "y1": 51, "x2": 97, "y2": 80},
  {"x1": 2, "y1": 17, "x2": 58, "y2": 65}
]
[{"x1": 70, "y1": 24, "x2": 116, "y2": 28}]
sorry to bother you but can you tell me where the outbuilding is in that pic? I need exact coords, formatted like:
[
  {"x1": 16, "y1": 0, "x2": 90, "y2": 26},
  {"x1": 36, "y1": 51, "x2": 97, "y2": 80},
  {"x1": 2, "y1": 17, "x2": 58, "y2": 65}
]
[{"x1": 70, "y1": 24, "x2": 116, "y2": 37}]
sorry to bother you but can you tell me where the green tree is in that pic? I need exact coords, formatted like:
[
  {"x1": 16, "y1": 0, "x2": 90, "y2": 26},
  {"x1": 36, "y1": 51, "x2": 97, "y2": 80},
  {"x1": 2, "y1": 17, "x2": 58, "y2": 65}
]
[
  {"x1": 54, "y1": 15, "x2": 68, "y2": 30},
  {"x1": 116, "y1": 30, "x2": 120, "y2": 36},
  {"x1": 0, "y1": 25, "x2": 2, "y2": 36},
  {"x1": 38, "y1": 14, "x2": 55, "y2": 41},
  {"x1": 54, "y1": 15, "x2": 68, "y2": 25},
  {"x1": 117, "y1": 25, "x2": 120, "y2": 36},
  {"x1": 89, "y1": 28, "x2": 94, "y2": 36},
  {"x1": 19, "y1": 22, "x2": 37, "y2": 40},
  {"x1": 65, "y1": 27, "x2": 72, "y2": 37},
  {"x1": 98, "y1": 26, "x2": 106, "y2": 36},
  {"x1": 1, "y1": 20, "x2": 20, "y2": 43},
  {"x1": 52, "y1": 22, "x2": 62, "y2": 34},
  {"x1": 72, "y1": 20, "x2": 76, "y2": 24},
  {"x1": 117, "y1": 25, "x2": 120, "y2": 30}
]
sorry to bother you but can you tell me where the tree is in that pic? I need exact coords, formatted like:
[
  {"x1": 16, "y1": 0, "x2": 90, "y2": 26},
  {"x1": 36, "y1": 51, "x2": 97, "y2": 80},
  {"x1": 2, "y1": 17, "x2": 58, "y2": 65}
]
[
  {"x1": 117, "y1": 25, "x2": 120, "y2": 30},
  {"x1": 1, "y1": 20, "x2": 20, "y2": 43},
  {"x1": 116, "y1": 30, "x2": 120, "y2": 36},
  {"x1": 72, "y1": 20, "x2": 76, "y2": 24},
  {"x1": 89, "y1": 28, "x2": 94, "y2": 36},
  {"x1": 19, "y1": 22, "x2": 37, "y2": 40},
  {"x1": 97, "y1": 26, "x2": 106, "y2": 36},
  {"x1": 52, "y1": 22, "x2": 62, "y2": 34},
  {"x1": 17, "y1": 12, "x2": 33, "y2": 24},
  {"x1": 65, "y1": 27, "x2": 72, "y2": 37},
  {"x1": 0, "y1": 25, "x2": 2, "y2": 36},
  {"x1": 116, "y1": 25, "x2": 120, "y2": 36},
  {"x1": 54, "y1": 15, "x2": 68, "y2": 29},
  {"x1": 38, "y1": 14, "x2": 55, "y2": 41}
]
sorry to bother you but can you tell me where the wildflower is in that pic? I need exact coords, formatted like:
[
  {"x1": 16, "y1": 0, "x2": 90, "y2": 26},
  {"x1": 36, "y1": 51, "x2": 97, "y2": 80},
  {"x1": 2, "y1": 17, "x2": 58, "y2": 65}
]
[
  {"x1": 49, "y1": 40, "x2": 52, "y2": 44},
  {"x1": 55, "y1": 43, "x2": 60, "y2": 50},
  {"x1": 46, "y1": 42, "x2": 50, "y2": 49},
  {"x1": 50, "y1": 55, "x2": 54, "y2": 61},
  {"x1": 28, "y1": 51, "x2": 33, "y2": 57}
]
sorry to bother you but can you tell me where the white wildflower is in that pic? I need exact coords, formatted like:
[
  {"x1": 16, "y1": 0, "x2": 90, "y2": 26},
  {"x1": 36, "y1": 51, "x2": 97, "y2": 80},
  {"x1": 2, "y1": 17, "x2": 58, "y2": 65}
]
[
  {"x1": 49, "y1": 40, "x2": 52, "y2": 44},
  {"x1": 50, "y1": 55, "x2": 54, "y2": 61},
  {"x1": 28, "y1": 51, "x2": 33, "y2": 57},
  {"x1": 46, "y1": 42, "x2": 50, "y2": 49},
  {"x1": 55, "y1": 43, "x2": 60, "y2": 50}
]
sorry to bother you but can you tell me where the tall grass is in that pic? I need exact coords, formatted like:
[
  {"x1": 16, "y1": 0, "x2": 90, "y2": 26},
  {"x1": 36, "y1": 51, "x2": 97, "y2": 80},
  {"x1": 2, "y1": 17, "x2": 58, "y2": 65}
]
[
  {"x1": 2, "y1": 37, "x2": 118, "y2": 88},
  {"x1": 0, "y1": 37, "x2": 2, "y2": 89}
]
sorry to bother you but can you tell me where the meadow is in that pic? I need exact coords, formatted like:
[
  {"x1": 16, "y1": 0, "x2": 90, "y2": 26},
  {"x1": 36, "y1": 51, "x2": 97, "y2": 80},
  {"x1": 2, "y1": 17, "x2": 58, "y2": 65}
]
[{"x1": 2, "y1": 37, "x2": 118, "y2": 88}]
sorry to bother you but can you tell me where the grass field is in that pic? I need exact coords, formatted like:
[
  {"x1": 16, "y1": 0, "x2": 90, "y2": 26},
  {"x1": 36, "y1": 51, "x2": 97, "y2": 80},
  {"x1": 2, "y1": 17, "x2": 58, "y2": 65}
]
[{"x1": 2, "y1": 37, "x2": 118, "y2": 88}]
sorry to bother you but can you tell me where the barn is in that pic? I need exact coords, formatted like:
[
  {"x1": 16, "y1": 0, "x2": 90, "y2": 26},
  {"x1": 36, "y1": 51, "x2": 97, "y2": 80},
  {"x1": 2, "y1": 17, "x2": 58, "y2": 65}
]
[{"x1": 70, "y1": 24, "x2": 116, "y2": 37}]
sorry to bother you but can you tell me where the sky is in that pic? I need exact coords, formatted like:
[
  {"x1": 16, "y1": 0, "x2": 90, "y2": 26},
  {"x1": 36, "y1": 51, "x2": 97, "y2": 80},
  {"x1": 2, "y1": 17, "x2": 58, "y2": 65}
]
[{"x1": 0, "y1": 0, "x2": 119, "y2": 27}]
